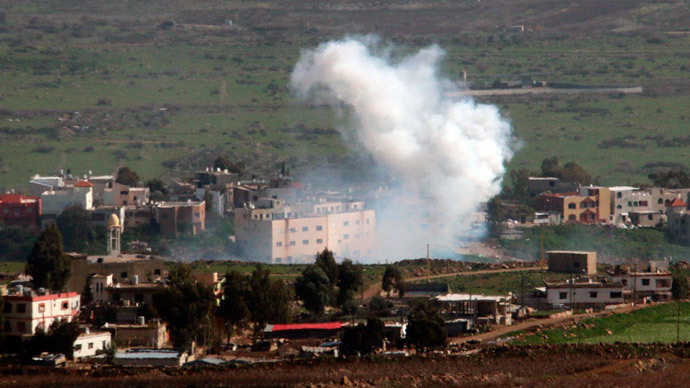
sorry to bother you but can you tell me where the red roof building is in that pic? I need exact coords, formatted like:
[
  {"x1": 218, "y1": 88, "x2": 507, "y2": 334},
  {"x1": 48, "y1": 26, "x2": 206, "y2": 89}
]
[
  {"x1": 263, "y1": 322, "x2": 343, "y2": 339},
  {"x1": 2, "y1": 291, "x2": 80, "y2": 337},
  {"x1": 666, "y1": 198, "x2": 687, "y2": 208},
  {"x1": 0, "y1": 194, "x2": 41, "y2": 227}
]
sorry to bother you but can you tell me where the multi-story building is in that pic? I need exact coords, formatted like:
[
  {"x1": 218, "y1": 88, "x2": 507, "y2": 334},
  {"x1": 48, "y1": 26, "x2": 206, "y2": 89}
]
[
  {"x1": 154, "y1": 201, "x2": 205, "y2": 237},
  {"x1": 606, "y1": 268, "x2": 673, "y2": 300},
  {"x1": 609, "y1": 186, "x2": 652, "y2": 224},
  {"x1": 107, "y1": 182, "x2": 149, "y2": 207},
  {"x1": 1, "y1": 288, "x2": 80, "y2": 337},
  {"x1": 547, "y1": 250, "x2": 597, "y2": 276},
  {"x1": 0, "y1": 194, "x2": 41, "y2": 227},
  {"x1": 234, "y1": 200, "x2": 375, "y2": 263},
  {"x1": 40, "y1": 180, "x2": 94, "y2": 216},
  {"x1": 67, "y1": 253, "x2": 165, "y2": 293},
  {"x1": 545, "y1": 278, "x2": 624, "y2": 307},
  {"x1": 73, "y1": 329, "x2": 113, "y2": 360},
  {"x1": 538, "y1": 186, "x2": 610, "y2": 223}
]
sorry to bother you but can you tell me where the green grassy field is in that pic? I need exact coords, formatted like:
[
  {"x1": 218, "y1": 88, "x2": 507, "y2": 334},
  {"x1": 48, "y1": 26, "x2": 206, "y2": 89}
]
[
  {"x1": 411, "y1": 270, "x2": 571, "y2": 295},
  {"x1": 0, "y1": 1, "x2": 689, "y2": 190},
  {"x1": 514, "y1": 302, "x2": 690, "y2": 344}
]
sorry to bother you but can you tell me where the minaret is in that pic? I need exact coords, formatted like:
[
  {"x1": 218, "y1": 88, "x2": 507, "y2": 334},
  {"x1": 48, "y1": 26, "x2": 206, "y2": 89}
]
[{"x1": 107, "y1": 213, "x2": 121, "y2": 255}]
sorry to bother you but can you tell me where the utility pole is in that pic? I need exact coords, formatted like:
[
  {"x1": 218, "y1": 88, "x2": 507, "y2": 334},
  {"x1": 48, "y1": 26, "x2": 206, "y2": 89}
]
[
  {"x1": 540, "y1": 232, "x2": 545, "y2": 268},
  {"x1": 677, "y1": 300, "x2": 681, "y2": 344},
  {"x1": 427, "y1": 244, "x2": 431, "y2": 284}
]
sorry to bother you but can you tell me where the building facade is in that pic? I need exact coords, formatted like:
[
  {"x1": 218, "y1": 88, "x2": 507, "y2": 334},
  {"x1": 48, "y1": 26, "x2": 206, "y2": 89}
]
[
  {"x1": 547, "y1": 251, "x2": 597, "y2": 275},
  {"x1": 538, "y1": 186, "x2": 611, "y2": 223},
  {"x1": 0, "y1": 194, "x2": 41, "y2": 227},
  {"x1": 1, "y1": 289, "x2": 80, "y2": 337},
  {"x1": 546, "y1": 279, "x2": 624, "y2": 307},
  {"x1": 40, "y1": 181, "x2": 93, "y2": 215},
  {"x1": 154, "y1": 201, "x2": 205, "y2": 237},
  {"x1": 73, "y1": 330, "x2": 112, "y2": 360},
  {"x1": 234, "y1": 200, "x2": 375, "y2": 263}
]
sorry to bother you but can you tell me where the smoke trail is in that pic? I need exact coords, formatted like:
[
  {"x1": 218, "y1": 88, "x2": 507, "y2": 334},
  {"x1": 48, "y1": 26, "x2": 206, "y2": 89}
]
[{"x1": 290, "y1": 36, "x2": 513, "y2": 260}]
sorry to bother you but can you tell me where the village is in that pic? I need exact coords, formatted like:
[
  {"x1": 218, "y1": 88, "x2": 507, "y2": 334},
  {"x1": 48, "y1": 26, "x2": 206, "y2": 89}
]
[{"x1": 1, "y1": 162, "x2": 688, "y2": 369}]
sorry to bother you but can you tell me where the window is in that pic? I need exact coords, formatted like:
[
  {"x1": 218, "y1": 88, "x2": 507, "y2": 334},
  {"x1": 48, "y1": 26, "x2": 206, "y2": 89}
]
[
  {"x1": 559, "y1": 292, "x2": 567, "y2": 300},
  {"x1": 568, "y1": 203, "x2": 576, "y2": 209},
  {"x1": 568, "y1": 215, "x2": 576, "y2": 221},
  {"x1": 135, "y1": 294, "x2": 144, "y2": 303},
  {"x1": 355, "y1": 220, "x2": 360, "y2": 225},
  {"x1": 316, "y1": 239, "x2": 323, "y2": 244},
  {"x1": 74, "y1": 344, "x2": 82, "y2": 352},
  {"x1": 154, "y1": 269, "x2": 161, "y2": 276},
  {"x1": 289, "y1": 241, "x2": 296, "y2": 246},
  {"x1": 302, "y1": 227, "x2": 308, "y2": 232},
  {"x1": 88, "y1": 343, "x2": 94, "y2": 349},
  {"x1": 16, "y1": 304, "x2": 26, "y2": 313},
  {"x1": 112, "y1": 293, "x2": 121, "y2": 302},
  {"x1": 194, "y1": 212, "x2": 200, "y2": 218},
  {"x1": 289, "y1": 227, "x2": 296, "y2": 233},
  {"x1": 621, "y1": 279, "x2": 627, "y2": 286},
  {"x1": 121, "y1": 272, "x2": 128, "y2": 278},
  {"x1": 276, "y1": 242, "x2": 283, "y2": 247},
  {"x1": 3, "y1": 321, "x2": 10, "y2": 332},
  {"x1": 610, "y1": 292, "x2": 622, "y2": 298},
  {"x1": 344, "y1": 234, "x2": 349, "y2": 239},
  {"x1": 275, "y1": 258, "x2": 281, "y2": 263},
  {"x1": 344, "y1": 221, "x2": 349, "y2": 226},
  {"x1": 633, "y1": 201, "x2": 638, "y2": 207},
  {"x1": 658, "y1": 198, "x2": 663, "y2": 204},
  {"x1": 2, "y1": 303, "x2": 11, "y2": 313},
  {"x1": 316, "y1": 226, "x2": 323, "y2": 231},
  {"x1": 574, "y1": 262, "x2": 580, "y2": 267},
  {"x1": 38, "y1": 303, "x2": 45, "y2": 313},
  {"x1": 589, "y1": 291, "x2": 598, "y2": 298},
  {"x1": 617, "y1": 192, "x2": 622, "y2": 198},
  {"x1": 549, "y1": 181, "x2": 555, "y2": 187},
  {"x1": 302, "y1": 240, "x2": 309, "y2": 245},
  {"x1": 62, "y1": 301, "x2": 69, "y2": 310},
  {"x1": 641, "y1": 279, "x2": 650, "y2": 286},
  {"x1": 648, "y1": 214, "x2": 653, "y2": 221},
  {"x1": 628, "y1": 201, "x2": 632, "y2": 206},
  {"x1": 617, "y1": 205, "x2": 622, "y2": 209},
  {"x1": 17, "y1": 322, "x2": 26, "y2": 333},
  {"x1": 580, "y1": 202, "x2": 587, "y2": 209}
]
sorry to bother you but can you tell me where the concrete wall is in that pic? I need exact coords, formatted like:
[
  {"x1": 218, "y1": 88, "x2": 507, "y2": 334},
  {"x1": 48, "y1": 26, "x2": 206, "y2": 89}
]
[{"x1": 547, "y1": 251, "x2": 597, "y2": 275}]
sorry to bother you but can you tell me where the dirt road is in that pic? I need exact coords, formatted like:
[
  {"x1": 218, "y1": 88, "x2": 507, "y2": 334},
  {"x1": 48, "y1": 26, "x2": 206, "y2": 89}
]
[
  {"x1": 361, "y1": 266, "x2": 544, "y2": 299},
  {"x1": 450, "y1": 304, "x2": 648, "y2": 344}
]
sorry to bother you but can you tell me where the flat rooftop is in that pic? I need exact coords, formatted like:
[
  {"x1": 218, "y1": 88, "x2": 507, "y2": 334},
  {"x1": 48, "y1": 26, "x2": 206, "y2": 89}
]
[{"x1": 86, "y1": 254, "x2": 160, "y2": 263}]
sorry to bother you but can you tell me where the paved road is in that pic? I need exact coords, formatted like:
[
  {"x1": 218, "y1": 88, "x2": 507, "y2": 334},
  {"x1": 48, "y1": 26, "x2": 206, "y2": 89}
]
[{"x1": 361, "y1": 266, "x2": 545, "y2": 299}]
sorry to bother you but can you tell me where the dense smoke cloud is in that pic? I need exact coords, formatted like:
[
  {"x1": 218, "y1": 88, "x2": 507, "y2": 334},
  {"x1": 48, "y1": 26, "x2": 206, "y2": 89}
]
[{"x1": 290, "y1": 37, "x2": 513, "y2": 261}]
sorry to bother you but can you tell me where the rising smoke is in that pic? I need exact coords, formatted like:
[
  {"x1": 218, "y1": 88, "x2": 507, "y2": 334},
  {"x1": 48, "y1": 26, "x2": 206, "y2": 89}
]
[{"x1": 290, "y1": 36, "x2": 513, "y2": 261}]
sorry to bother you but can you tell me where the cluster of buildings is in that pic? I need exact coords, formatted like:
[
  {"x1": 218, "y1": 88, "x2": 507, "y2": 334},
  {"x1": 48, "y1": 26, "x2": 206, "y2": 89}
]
[
  {"x1": 522, "y1": 250, "x2": 674, "y2": 309},
  {"x1": 1, "y1": 171, "x2": 205, "y2": 239},
  {"x1": 527, "y1": 177, "x2": 690, "y2": 237},
  {"x1": 2, "y1": 167, "x2": 377, "y2": 263}
]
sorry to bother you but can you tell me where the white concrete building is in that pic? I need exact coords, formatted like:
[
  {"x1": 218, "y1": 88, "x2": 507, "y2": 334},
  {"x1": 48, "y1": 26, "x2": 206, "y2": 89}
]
[
  {"x1": 73, "y1": 329, "x2": 112, "y2": 360},
  {"x1": 606, "y1": 271, "x2": 673, "y2": 300},
  {"x1": 546, "y1": 278, "x2": 624, "y2": 307},
  {"x1": 40, "y1": 181, "x2": 93, "y2": 215},
  {"x1": 234, "y1": 200, "x2": 375, "y2": 263},
  {"x1": 1, "y1": 288, "x2": 80, "y2": 337}
]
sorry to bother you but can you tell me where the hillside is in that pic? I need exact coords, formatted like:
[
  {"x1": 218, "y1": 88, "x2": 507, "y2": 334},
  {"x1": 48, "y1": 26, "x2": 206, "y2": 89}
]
[{"x1": 0, "y1": 0, "x2": 689, "y2": 190}]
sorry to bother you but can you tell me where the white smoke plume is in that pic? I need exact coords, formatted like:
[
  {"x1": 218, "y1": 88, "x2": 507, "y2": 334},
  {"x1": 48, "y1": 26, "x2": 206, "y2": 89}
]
[{"x1": 290, "y1": 37, "x2": 513, "y2": 261}]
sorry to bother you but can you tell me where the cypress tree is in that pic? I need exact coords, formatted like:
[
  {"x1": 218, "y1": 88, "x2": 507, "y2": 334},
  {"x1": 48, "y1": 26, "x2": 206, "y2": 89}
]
[{"x1": 26, "y1": 223, "x2": 72, "y2": 291}]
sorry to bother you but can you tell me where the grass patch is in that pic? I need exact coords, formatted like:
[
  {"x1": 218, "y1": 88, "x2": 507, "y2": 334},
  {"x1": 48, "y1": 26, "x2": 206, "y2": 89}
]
[{"x1": 514, "y1": 302, "x2": 690, "y2": 345}]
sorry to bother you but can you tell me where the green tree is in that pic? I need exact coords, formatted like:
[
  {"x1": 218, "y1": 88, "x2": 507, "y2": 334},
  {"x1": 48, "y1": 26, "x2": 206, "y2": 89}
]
[
  {"x1": 48, "y1": 319, "x2": 81, "y2": 359},
  {"x1": 337, "y1": 259, "x2": 364, "y2": 305},
  {"x1": 146, "y1": 178, "x2": 168, "y2": 195},
  {"x1": 340, "y1": 318, "x2": 385, "y2": 356},
  {"x1": 508, "y1": 168, "x2": 531, "y2": 201},
  {"x1": 26, "y1": 223, "x2": 72, "y2": 291},
  {"x1": 648, "y1": 169, "x2": 690, "y2": 189},
  {"x1": 203, "y1": 189, "x2": 216, "y2": 221},
  {"x1": 56, "y1": 203, "x2": 92, "y2": 252},
  {"x1": 486, "y1": 196, "x2": 506, "y2": 238},
  {"x1": 671, "y1": 273, "x2": 689, "y2": 300},
  {"x1": 557, "y1": 161, "x2": 592, "y2": 185},
  {"x1": 406, "y1": 300, "x2": 447, "y2": 351},
  {"x1": 115, "y1": 166, "x2": 140, "y2": 186},
  {"x1": 247, "y1": 265, "x2": 291, "y2": 332},
  {"x1": 540, "y1": 156, "x2": 559, "y2": 177},
  {"x1": 382, "y1": 265, "x2": 406, "y2": 298},
  {"x1": 341, "y1": 300, "x2": 359, "y2": 324},
  {"x1": 213, "y1": 154, "x2": 246, "y2": 176},
  {"x1": 217, "y1": 270, "x2": 251, "y2": 340},
  {"x1": 315, "y1": 248, "x2": 339, "y2": 287},
  {"x1": 153, "y1": 264, "x2": 215, "y2": 347},
  {"x1": 294, "y1": 266, "x2": 331, "y2": 314}
]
